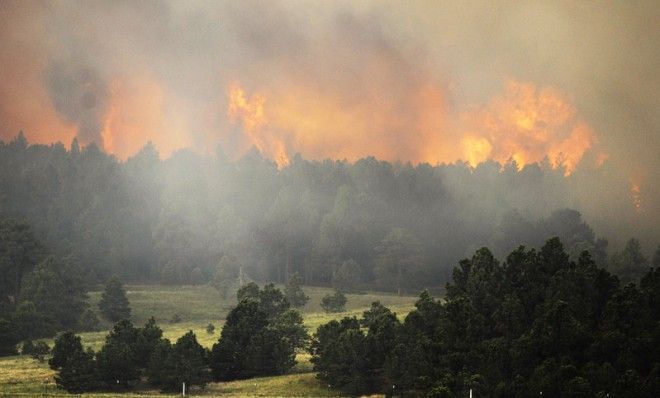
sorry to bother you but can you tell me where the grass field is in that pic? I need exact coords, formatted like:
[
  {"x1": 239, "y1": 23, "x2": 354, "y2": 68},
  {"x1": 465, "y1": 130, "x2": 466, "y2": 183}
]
[{"x1": 0, "y1": 284, "x2": 418, "y2": 397}]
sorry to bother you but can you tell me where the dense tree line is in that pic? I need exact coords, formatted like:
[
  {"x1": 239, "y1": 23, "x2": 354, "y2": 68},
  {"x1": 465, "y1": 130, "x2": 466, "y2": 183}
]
[
  {"x1": 48, "y1": 318, "x2": 206, "y2": 393},
  {"x1": 49, "y1": 284, "x2": 307, "y2": 393},
  {"x1": 310, "y1": 238, "x2": 660, "y2": 397},
  {"x1": 3, "y1": 133, "x2": 652, "y2": 292},
  {"x1": 0, "y1": 218, "x2": 100, "y2": 355},
  {"x1": 0, "y1": 218, "x2": 134, "y2": 354}
]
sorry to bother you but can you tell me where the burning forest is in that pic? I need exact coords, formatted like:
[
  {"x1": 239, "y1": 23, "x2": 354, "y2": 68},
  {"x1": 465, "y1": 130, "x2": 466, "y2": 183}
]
[{"x1": 0, "y1": 1, "x2": 658, "y2": 397}]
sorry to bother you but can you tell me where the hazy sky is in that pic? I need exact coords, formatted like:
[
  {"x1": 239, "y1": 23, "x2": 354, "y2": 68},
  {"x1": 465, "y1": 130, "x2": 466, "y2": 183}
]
[{"x1": 0, "y1": 1, "x2": 658, "y2": 182}]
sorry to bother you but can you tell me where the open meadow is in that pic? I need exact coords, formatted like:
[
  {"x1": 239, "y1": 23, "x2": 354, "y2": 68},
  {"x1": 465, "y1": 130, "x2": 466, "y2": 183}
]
[{"x1": 0, "y1": 285, "x2": 418, "y2": 397}]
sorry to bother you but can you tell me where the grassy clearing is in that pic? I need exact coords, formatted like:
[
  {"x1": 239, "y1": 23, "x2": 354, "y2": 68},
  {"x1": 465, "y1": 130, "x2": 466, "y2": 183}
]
[
  {"x1": 1, "y1": 284, "x2": 418, "y2": 396},
  {"x1": 87, "y1": 285, "x2": 232, "y2": 326},
  {"x1": 203, "y1": 372, "x2": 337, "y2": 397}
]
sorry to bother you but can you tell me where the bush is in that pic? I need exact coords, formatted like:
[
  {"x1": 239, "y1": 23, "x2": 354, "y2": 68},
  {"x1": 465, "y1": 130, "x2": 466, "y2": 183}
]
[
  {"x1": 22, "y1": 339, "x2": 50, "y2": 362},
  {"x1": 206, "y1": 323, "x2": 215, "y2": 334},
  {"x1": 30, "y1": 341, "x2": 50, "y2": 362},
  {"x1": 321, "y1": 290, "x2": 347, "y2": 313},
  {"x1": 21, "y1": 339, "x2": 34, "y2": 355}
]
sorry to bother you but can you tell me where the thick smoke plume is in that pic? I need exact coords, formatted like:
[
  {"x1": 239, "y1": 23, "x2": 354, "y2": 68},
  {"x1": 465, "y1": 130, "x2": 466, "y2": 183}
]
[{"x1": 0, "y1": 0, "x2": 658, "y2": 248}]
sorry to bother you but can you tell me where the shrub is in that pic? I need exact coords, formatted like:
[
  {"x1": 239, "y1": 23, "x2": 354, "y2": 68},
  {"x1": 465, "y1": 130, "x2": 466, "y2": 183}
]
[
  {"x1": 321, "y1": 290, "x2": 347, "y2": 313},
  {"x1": 206, "y1": 323, "x2": 215, "y2": 334}
]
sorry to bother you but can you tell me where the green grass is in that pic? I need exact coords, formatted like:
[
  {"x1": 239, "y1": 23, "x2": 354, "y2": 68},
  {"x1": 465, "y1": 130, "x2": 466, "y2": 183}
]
[
  {"x1": 88, "y1": 285, "x2": 233, "y2": 326},
  {"x1": 0, "y1": 284, "x2": 418, "y2": 396}
]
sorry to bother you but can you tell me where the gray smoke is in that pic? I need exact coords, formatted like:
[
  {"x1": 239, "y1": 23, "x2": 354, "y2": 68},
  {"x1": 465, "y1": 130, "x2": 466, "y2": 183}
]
[{"x1": 46, "y1": 60, "x2": 108, "y2": 146}]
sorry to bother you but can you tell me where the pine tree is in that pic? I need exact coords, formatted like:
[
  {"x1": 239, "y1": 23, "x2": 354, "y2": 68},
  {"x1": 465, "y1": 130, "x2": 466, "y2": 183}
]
[
  {"x1": 210, "y1": 284, "x2": 307, "y2": 381},
  {"x1": 78, "y1": 308, "x2": 100, "y2": 332},
  {"x1": 95, "y1": 319, "x2": 141, "y2": 388},
  {"x1": 321, "y1": 290, "x2": 347, "y2": 313},
  {"x1": 285, "y1": 272, "x2": 309, "y2": 308},
  {"x1": 55, "y1": 348, "x2": 98, "y2": 393},
  {"x1": 0, "y1": 318, "x2": 18, "y2": 356},
  {"x1": 147, "y1": 331, "x2": 209, "y2": 391},
  {"x1": 49, "y1": 331, "x2": 84, "y2": 370},
  {"x1": 99, "y1": 277, "x2": 131, "y2": 322}
]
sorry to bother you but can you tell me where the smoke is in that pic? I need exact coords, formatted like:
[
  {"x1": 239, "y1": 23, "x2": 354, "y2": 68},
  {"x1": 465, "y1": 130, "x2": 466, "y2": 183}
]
[
  {"x1": 46, "y1": 60, "x2": 109, "y2": 146},
  {"x1": 0, "y1": 0, "x2": 658, "y2": 247}
]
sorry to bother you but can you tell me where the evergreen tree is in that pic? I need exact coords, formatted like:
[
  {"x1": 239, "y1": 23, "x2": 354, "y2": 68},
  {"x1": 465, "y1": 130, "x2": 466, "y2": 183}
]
[
  {"x1": 610, "y1": 238, "x2": 648, "y2": 282},
  {"x1": 78, "y1": 308, "x2": 101, "y2": 332},
  {"x1": 310, "y1": 317, "x2": 371, "y2": 394},
  {"x1": 49, "y1": 331, "x2": 84, "y2": 370},
  {"x1": 20, "y1": 256, "x2": 88, "y2": 332},
  {"x1": 0, "y1": 218, "x2": 45, "y2": 317},
  {"x1": 0, "y1": 318, "x2": 18, "y2": 356},
  {"x1": 99, "y1": 277, "x2": 131, "y2": 322},
  {"x1": 332, "y1": 259, "x2": 362, "y2": 293},
  {"x1": 236, "y1": 282, "x2": 260, "y2": 302},
  {"x1": 146, "y1": 340, "x2": 174, "y2": 389},
  {"x1": 95, "y1": 319, "x2": 141, "y2": 388},
  {"x1": 374, "y1": 227, "x2": 422, "y2": 295},
  {"x1": 210, "y1": 284, "x2": 307, "y2": 381},
  {"x1": 212, "y1": 254, "x2": 240, "y2": 298},
  {"x1": 147, "y1": 331, "x2": 210, "y2": 392},
  {"x1": 284, "y1": 272, "x2": 309, "y2": 308},
  {"x1": 321, "y1": 289, "x2": 347, "y2": 313},
  {"x1": 12, "y1": 301, "x2": 52, "y2": 340},
  {"x1": 135, "y1": 317, "x2": 163, "y2": 367},
  {"x1": 55, "y1": 348, "x2": 98, "y2": 393},
  {"x1": 311, "y1": 238, "x2": 660, "y2": 396}
]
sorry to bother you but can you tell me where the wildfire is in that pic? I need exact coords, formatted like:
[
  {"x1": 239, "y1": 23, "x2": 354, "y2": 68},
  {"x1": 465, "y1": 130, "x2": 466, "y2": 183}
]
[
  {"x1": 630, "y1": 181, "x2": 642, "y2": 214},
  {"x1": 100, "y1": 76, "x2": 191, "y2": 159},
  {"x1": 227, "y1": 83, "x2": 290, "y2": 168},
  {"x1": 460, "y1": 81, "x2": 598, "y2": 174},
  {"x1": 226, "y1": 80, "x2": 599, "y2": 175}
]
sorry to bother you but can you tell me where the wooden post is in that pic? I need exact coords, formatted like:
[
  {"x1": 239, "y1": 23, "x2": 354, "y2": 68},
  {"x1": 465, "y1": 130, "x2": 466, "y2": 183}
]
[{"x1": 182, "y1": 381, "x2": 186, "y2": 396}]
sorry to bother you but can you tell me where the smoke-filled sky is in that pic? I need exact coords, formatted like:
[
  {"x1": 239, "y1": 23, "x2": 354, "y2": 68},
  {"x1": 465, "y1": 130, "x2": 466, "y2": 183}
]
[{"x1": 0, "y1": 1, "x2": 658, "y2": 181}]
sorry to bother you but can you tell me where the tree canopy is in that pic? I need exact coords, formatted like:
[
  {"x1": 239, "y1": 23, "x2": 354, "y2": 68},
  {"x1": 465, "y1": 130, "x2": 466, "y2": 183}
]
[
  {"x1": 210, "y1": 283, "x2": 308, "y2": 381},
  {"x1": 310, "y1": 237, "x2": 660, "y2": 397}
]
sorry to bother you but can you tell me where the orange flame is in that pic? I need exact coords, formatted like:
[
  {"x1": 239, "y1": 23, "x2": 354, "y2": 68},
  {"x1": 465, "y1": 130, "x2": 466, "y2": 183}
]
[
  {"x1": 630, "y1": 181, "x2": 642, "y2": 214},
  {"x1": 460, "y1": 81, "x2": 598, "y2": 174},
  {"x1": 100, "y1": 76, "x2": 191, "y2": 159},
  {"x1": 227, "y1": 83, "x2": 289, "y2": 168},
  {"x1": 226, "y1": 80, "x2": 599, "y2": 175}
]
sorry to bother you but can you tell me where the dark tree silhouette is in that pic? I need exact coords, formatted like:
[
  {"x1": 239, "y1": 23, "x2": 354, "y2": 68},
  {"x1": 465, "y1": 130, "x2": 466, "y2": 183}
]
[{"x1": 99, "y1": 277, "x2": 131, "y2": 322}]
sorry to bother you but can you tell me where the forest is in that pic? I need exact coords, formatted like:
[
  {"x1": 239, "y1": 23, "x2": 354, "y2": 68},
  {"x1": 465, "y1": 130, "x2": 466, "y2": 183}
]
[
  {"x1": 1, "y1": 1, "x2": 658, "y2": 396},
  {"x1": 1, "y1": 134, "x2": 658, "y2": 396},
  {"x1": 1, "y1": 133, "x2": 655, "y2": 292}
]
